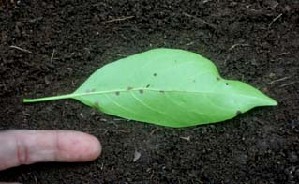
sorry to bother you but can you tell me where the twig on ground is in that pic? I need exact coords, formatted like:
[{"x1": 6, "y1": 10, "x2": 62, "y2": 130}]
[
  {"x1": 279, "y1": 82, "x2": 298, "y2": 88},
  {"x1": 269, "y1": 76, "x2": 291, "y2": 85},
  {"x1": 229, "y1": 43, "x2": 250, "y2": 51},
  {"x1": 202, "y1": 0, "x2": 213, "y2": 3},
  {"x1": 50, "y1": 49, "x2": 55, "y2": 63},
  {"x1": 268, "y1": 13, "x2": 282, "y2": 28},
  {"x1": 105, "y1": 16, "x2": 134, "y2": 23},
  {"x1": 183, "y1": 12, "x2": 217, "y2": 29},
  {"x1": 150, "y1": 129, "x2": 159, "y2": 135},
  {"x1": 9, "y1": 45, "x2": 32, "y2": 54},
  {"x1": 180, "y1": 136, "x2": 191, "y2": 141}
]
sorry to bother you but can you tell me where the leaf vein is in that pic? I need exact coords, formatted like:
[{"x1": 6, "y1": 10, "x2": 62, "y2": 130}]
[
  {"x1": 103, "y1": 94, "x2": 137, "y2": 116},
  {"x1": 129, "y1": 92, "x2": 176, "y2": 121}
]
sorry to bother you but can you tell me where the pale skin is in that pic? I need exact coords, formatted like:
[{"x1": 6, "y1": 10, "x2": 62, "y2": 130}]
[{"x1": 0, "y1": 130, "x2": 101, "y2": 171}]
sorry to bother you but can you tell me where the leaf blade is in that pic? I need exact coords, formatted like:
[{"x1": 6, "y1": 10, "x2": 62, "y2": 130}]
[{"x1": 23, "y1": 48, "x2": 277, "y2": 127}]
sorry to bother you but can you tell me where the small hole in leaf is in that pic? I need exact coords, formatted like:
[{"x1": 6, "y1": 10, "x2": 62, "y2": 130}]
[
  {"x1": 115, "y1": 91, "x2": 120, "y2": 96},
  {"x1": 139, "y1": 89, "x2": 144, "y2": 94},
  {"x1": 127, "y1": 86, "x2": 133, "y2": 90},
  {"x1": 153, "y1": 73, "x2": 157, "y2": 77},
  {"x1": 146, "y1": 84, "x2": 150, "y2": 88}
]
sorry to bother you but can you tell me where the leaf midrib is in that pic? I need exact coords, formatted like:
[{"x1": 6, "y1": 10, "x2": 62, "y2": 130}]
[{"x1": 23, "y1": 85, "x2": 274, "y2": 105}]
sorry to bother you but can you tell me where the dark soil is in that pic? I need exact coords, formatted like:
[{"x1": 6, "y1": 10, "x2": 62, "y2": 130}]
[{"x1": 1, "y1": 0, "x2": 299, "y2": 183}]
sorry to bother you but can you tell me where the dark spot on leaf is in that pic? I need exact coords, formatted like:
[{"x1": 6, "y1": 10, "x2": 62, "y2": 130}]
[
  {"x1": 217, "y1": 77, "x2": 220, "y2": 81},
  {"x1": 91, "y1": 88, "x2": 96, "y2": 92},
  {"x1": 139, "y1": 89, "x2": 144, "y2": 94},
  {"x1": 159, "y1": 90, "x2": 165, "y2": 94},
  {"x1": 153, "y1": 73, "x2": 157, "y2": 77},
  {"x1": 85, "y1": 89, "x2": 91, "y2": 93},
  {"x1": 115, "y1": 91, "x2": 120, "y2": 96},
  {"x1": 127, "y1": 86, "x2": 133, "y2": 90},
  {"x1": 146, "y1": 84, "x2": 150, "y2": 88},
  {"x1": 193, "y1": 80, "x2": 196, "y2": 83},
  {"x1": 226, "y1": 83, "x2": 229, "y2": 86},
  {"x1": 236, "y1": 110, "x2": 242, "y2": 115}
]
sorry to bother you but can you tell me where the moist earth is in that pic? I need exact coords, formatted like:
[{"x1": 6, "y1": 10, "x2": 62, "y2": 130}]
[{"x1": 0, "y1": 0, "x2": 298, "y2": 183}]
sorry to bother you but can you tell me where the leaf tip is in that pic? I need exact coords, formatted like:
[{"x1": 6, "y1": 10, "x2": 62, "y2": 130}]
[
  {"x1": 269, "y1": 98, "x2": 278, "y2": 106},
  {"x1": 262, "y1": 96, "x2": 278, "y2": 106}
]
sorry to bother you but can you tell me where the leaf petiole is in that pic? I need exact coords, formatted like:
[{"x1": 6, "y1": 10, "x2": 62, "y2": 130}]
[{"x1": 23, "y1": 94, "x2": 74, "y2": 103}]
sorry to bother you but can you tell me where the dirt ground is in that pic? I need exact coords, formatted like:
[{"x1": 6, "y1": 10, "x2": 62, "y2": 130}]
[{"x1": 0, "y1": 0, "x2": 298, "y2": 183}]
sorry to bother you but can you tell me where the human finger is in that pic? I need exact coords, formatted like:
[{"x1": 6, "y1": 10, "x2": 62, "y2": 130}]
[{"x1": 0, "y1": 130, "x2": 101, "y2": 171}]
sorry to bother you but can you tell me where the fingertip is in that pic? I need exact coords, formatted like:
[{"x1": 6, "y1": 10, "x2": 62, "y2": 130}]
[
  {"x1": 53, "y1": 130, "x2": 101, "y2": 162},
  {"x1": 83, "y1": 132, "x2": 102, "y2": 161}
]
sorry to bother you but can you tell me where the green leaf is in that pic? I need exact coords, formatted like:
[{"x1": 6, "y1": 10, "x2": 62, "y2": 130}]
[{"x1": 23, "y1": 48, "x2": 277, "y2": 128}]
